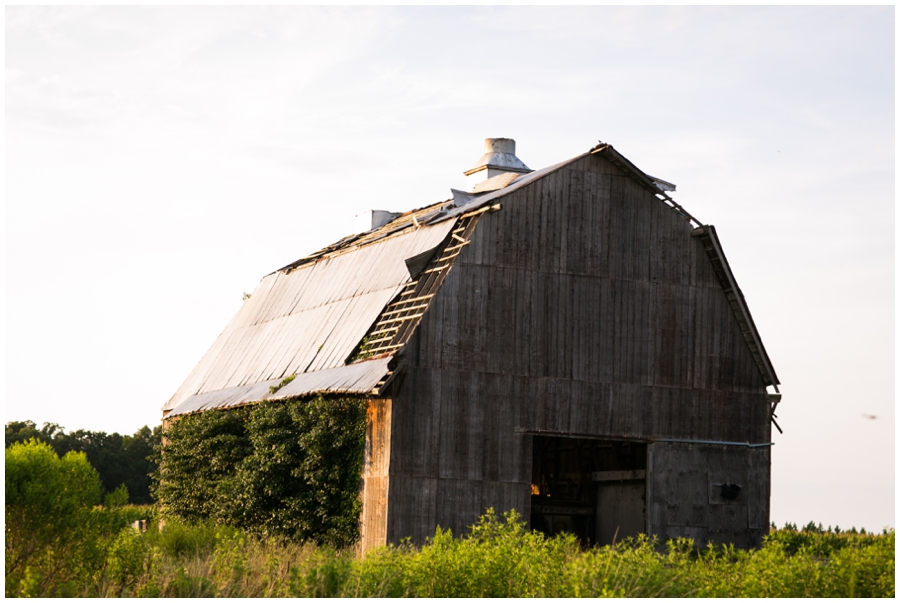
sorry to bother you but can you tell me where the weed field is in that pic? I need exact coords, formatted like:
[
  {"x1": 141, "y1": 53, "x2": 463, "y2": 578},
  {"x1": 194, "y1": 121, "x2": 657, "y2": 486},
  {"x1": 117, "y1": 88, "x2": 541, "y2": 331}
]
[
  {"x1": 9, "y1": 509, "x2": 894, "y2": 598},
  {"x1": 6, "y1": 440, "x2": 894, "y2": 597}
]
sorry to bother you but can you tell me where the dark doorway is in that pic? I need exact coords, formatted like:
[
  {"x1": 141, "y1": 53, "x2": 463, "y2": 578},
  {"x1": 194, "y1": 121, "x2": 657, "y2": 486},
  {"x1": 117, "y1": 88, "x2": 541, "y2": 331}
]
[{"x1": 530, "y1": 436, "x2": 646, "y2": 546}]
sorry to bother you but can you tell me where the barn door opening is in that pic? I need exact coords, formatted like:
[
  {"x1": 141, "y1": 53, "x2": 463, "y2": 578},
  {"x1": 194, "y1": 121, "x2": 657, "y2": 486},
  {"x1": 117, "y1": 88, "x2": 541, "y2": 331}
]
[{"x1": 530, "y1": 436, "x2": 646, "y2": 547}]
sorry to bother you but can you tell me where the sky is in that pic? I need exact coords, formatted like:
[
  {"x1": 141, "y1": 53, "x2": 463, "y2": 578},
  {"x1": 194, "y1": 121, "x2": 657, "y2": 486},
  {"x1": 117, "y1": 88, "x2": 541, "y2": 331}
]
[{"x1": 5, "y1": 6, "x2": 894, "y2": 531}]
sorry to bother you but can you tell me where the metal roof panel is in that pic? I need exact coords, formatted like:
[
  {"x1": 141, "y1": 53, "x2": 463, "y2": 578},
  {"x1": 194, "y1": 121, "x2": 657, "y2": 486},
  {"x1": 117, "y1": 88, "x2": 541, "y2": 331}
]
[
  {"x1": 166, "y1": 356, "x2": 392, "y2": 417},
  {"x1": 164, "y1": 221, "x2": 454, "y2": 412}
]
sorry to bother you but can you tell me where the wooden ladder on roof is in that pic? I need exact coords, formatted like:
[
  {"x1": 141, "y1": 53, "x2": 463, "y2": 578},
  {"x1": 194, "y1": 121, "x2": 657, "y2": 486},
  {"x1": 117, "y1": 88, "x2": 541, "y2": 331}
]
[{"x1": 354, "y1": 214, "x2": 480, "y2": 361}]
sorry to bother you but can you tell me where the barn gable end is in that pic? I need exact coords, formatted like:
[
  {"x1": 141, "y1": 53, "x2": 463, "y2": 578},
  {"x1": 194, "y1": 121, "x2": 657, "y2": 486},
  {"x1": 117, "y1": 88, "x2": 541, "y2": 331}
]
[{"x1": 372, "y1": 147, "x2": 776, "y2": 549}]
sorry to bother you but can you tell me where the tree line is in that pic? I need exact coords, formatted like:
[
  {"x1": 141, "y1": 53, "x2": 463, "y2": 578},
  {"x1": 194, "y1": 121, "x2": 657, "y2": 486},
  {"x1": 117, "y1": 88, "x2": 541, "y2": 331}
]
[{"x1": 5, "y1": 420, "x2": 160, "y2": 505}]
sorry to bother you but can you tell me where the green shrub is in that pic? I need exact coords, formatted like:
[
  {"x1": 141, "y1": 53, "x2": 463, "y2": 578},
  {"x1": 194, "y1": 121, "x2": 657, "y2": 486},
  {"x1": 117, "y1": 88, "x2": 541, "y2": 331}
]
[
  {"x1": 5, "y1": 439, "x2": 103, "y2": 596},
  {"x1": 104, "y1": 528, "x2": 154, "y2": 596},
  {"x1": 154, "y1": 395, "x2": 367, "y2": 547},
  {"x1": 144, "y1": 517, "x2": 225, "y2": 559},
  {"x1": 5, "y1": 439, "x2": 145, "y2": 597}
]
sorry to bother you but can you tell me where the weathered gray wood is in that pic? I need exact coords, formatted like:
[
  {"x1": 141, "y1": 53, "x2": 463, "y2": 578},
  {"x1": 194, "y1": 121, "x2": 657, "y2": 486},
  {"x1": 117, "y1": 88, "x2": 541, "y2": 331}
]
[
  {"x1": 646, "y1": 442, "x2": 767, "y2": 548},
  {"x1": 373, "y1": 150, "x2": 772, "y2": 548}
]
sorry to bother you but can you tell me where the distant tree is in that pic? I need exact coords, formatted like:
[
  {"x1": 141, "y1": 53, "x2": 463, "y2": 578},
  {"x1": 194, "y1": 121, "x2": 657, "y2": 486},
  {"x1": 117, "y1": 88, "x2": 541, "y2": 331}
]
[{"x1": 4, "y1": 421, "x2": 161, "y2": 504}]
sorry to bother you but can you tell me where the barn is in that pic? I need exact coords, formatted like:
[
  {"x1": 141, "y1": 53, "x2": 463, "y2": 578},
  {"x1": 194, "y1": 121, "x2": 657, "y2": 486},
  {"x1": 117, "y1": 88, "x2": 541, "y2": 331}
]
[{"x1": 163, "y1": 138, "x2": 781, "y2": 551}]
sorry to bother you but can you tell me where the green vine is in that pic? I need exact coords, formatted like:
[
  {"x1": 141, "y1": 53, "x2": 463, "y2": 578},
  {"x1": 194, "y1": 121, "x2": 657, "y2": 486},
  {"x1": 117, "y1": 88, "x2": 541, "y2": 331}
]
[
  {"x1": 350, "y1": 336, "x2": 374, "y2": 361},
  {"x1": 152, "y1": 395, "x2": 367, "y2": 547},
  {"x1": 268, "y1": 373, "x2": 296, "y2": 395}
]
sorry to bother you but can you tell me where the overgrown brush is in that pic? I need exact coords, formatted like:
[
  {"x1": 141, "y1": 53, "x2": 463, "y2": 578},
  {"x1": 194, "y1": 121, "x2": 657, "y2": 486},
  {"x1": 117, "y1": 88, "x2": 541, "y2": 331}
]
[
  {"x1": 53, "y1": 510, "x2": 896, "y2": 598},
  {"x1": 6, "y1": 450, "x2": 894, "y2": 601},
  {"x1": 5, "y1": 440, "x2": 151, "y2": 597}
]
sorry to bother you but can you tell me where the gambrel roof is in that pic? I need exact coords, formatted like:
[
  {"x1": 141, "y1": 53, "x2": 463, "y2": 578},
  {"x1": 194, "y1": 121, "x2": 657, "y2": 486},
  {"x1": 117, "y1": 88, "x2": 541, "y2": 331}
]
[{"x1": 165, "y1": 142, "x2": 778, "y2": 418}]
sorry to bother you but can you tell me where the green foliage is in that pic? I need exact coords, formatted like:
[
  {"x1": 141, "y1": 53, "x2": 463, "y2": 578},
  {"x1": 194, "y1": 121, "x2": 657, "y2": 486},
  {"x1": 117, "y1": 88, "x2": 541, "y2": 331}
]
[
  {"x1": 5, "y1": 439, "x2": 151, "y2": 597},
  {"x1": 104, "y1": 483, "x2": 130, "y2": 508},
  {"x1": 269, "y1": 373, "x2": 297, "y2": 394},
  {"x1": 394, "y1": 509, "x2": 581, "y2": 597},
  {"x1": 5, "y1": 420, "x2": 161, "y2": 504},
  {"x1": 6, "y1": 439, "x2": 102, "y2": 595},
  {"x1": 154, "y1": 395, "x2": 367, "y2": 547},
  {"x1": 138, "y1": 517, "x2": 218, "y2": 559},
  {"x1": 351, "y1": 336, "x2": 375, "y2": 360},
  {"x1": 104, "y1": 528, "x2": 154, "y2": 596},
  {"x1": 284, "y1": 511, "x2": 895, "y2": 598},
  {"x1": 6, "y1": 505, "x2": 893, "y2": 597},
  {"x1": 152, "y1": 407, "x2": 252, "y2": 522}
]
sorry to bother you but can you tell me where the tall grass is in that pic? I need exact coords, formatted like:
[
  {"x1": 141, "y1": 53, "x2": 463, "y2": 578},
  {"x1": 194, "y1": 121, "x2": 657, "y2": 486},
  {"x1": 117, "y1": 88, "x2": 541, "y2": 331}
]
[{"x1": 66, "y1": 510, "x2": 895, "y2": 598}]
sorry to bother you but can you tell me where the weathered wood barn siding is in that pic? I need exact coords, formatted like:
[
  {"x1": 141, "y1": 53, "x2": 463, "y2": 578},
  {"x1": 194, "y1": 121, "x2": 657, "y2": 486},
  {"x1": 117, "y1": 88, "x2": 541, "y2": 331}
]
[{"x1": 382, "y1": 152, "x2": 771, "y2": 546}]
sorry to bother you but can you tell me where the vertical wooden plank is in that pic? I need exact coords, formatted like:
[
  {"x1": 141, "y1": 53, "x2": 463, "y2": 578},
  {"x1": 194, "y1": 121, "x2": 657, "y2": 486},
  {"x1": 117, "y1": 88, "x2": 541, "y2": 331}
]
[
  {"x1": 624, "y1": 178, "x2": 638, "y2": 282},
  {"x1": 608, "y1": 176, "x2": 623, "y2": 281},
  {"x1": 523, "y1": 171, "x2": 540, "y2": 274},
  {"x1": 553, "y1": 171, "x2": 567, "y2": 276},
  {"x1": 682, "y1": 285, "x2": 696, "y2": 389},
  {"x1": 631, "y1": 180, "x2": 651, "y2": 284},
  {"x1": 492, "y1": 375, "x2": 530, "y2": 482},
  {"x1": 557, "y1": 272, "x2": 569, "y2": 381},
  {"x1": 625, "y1": 279, "x2": 638, "y2": 384},
  {"x1": 386, "y1": 474, "x2": 438, "y2": 545},
  {"x1": 563, "y1": 166, "x2": 584, "y2": 275},
  {"x1": 512, "y1": 265, "x2": 529, "y2": 376},
  {"x1": 437, "y1": 368, "x2": 465, "y2": 480},
  {"x1": 691, "y1": 287, "x2": 708, "y2": 391},
  {"x1": 465, "y1": 373, "x2": 484, "y2": 482},
  {"x1": 530, "y1": 267, "x2": 542, "y2": 379},
  {"x1": 570, "y1": 275, "x2": 586, "y2": 382},
  {"x1": 390, "y1": 368, "x2": 431, "y2": 476},
  {"x1": 640, "y1": 280, "x2": 654, "y2": 386},
  {"x1": 525, "y1": 269, "x2": 542, "y2": 377},
  {"x1": 499, "y1": 266, "x2": 518, "y2": 377},
  {"x1": 610, "y1": 278, "x2": 621, "y2": 384},
  {"x1": 596, "y1": 276, "x2": 613, "y2": 383},
  {"x1": 747, "y1": 447, "x2": 771, "y2": 530}
]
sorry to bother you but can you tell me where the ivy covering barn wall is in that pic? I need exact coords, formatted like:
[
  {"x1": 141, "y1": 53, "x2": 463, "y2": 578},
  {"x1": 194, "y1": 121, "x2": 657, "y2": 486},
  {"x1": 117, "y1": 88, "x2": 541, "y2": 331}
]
[{"x1": 152, "y1": 395, "x2": 367, "y2": 548}]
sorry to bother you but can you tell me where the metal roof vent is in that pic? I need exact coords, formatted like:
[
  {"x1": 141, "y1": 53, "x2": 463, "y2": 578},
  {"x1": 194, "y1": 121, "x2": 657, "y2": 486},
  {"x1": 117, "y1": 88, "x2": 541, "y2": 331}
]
[
  {"x1": 463, "y1": 138, "x2": 532, "y2": 190},
  {"x1": 355, "y1": 209, "x2": 401, "y2": 232}
]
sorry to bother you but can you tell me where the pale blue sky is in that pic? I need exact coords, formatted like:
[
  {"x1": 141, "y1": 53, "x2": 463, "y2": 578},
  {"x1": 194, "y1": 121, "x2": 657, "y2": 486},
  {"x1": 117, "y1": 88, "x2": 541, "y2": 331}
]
[{"x1": 6, "y1": 6, "x2": 894, "y2": 530}]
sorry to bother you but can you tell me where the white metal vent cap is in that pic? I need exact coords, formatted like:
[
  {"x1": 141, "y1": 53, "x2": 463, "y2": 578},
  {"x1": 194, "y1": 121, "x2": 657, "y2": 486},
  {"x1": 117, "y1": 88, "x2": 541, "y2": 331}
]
[{"x1": 464, "y1": 137, "x2": 532, "y2": 189}]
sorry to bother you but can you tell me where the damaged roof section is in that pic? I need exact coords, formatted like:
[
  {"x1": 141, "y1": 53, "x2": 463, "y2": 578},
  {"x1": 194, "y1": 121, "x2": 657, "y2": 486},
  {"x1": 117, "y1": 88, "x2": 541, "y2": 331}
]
[
  {"x1": 165, "y1": 139, "x2": 780, "y2": 421},
  {"x1": 166, "y1": 357, "x2": 394, "y2": 417},
  {"x1": 275, "y1": 202, "x2": 453, "y2": 274},
  {"x1": 164, "y1": 217, "x2": 455, "y2": 416}
]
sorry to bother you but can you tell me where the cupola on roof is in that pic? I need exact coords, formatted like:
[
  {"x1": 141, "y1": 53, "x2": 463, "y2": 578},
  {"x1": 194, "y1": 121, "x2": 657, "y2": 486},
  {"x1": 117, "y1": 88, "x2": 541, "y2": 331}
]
[{"x1": 463, "y1": 138, "x2": 532, "y2": 190}]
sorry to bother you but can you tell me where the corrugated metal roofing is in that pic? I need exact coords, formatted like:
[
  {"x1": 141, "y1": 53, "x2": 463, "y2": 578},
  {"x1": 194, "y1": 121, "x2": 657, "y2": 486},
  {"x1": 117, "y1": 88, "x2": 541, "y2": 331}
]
[
  {"x1": 166, "y1": 356, "x2": 394, "y2": 417},
  {"x1": 164, "y1": 220, "x2": 455, "y2": 413}
]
